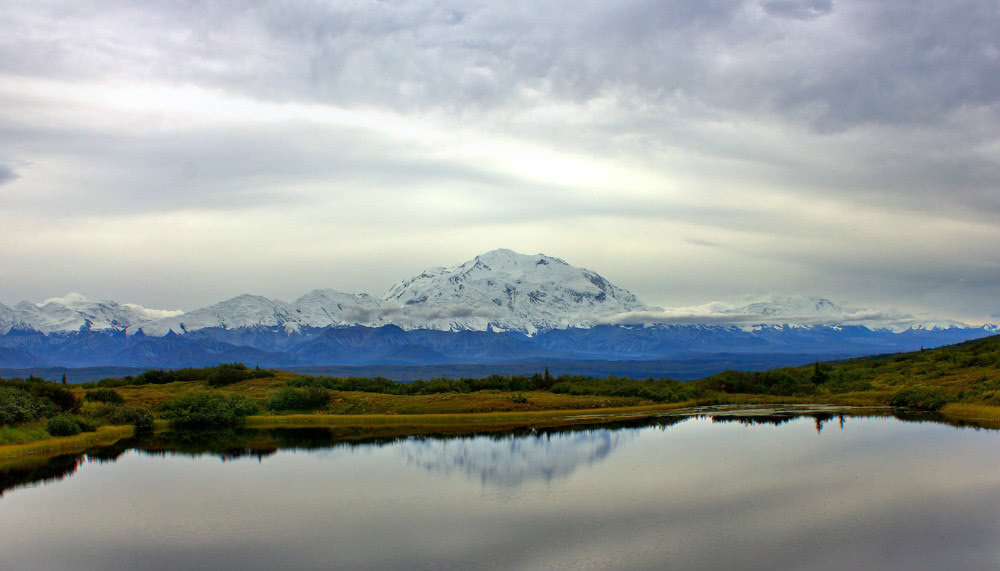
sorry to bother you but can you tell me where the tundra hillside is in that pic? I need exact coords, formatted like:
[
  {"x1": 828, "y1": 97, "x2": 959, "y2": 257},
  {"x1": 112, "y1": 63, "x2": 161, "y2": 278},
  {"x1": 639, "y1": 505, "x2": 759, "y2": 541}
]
[{"x1": 2, "y1": 335, "x2": 1000, "y2": 461}]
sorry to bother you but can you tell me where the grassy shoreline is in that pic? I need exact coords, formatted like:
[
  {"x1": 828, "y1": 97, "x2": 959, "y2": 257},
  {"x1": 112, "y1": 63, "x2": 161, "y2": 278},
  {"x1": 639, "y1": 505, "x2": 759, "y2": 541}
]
[
  {"x1": 0, "y1": 425, "x2": 134, "y2": 466},
  {"x1": 4, "y1": 397, "x2": 1000, "y2": 467},
  {"x1": 3, "y1": 333, "x2": 999, "y2": 465}
]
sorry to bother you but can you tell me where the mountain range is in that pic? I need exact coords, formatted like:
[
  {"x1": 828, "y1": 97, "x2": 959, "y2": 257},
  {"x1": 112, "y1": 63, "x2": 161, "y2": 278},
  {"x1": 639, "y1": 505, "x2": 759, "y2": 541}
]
[{"x1": 1, "y1": 249, "x2": 995, "y2": 373}]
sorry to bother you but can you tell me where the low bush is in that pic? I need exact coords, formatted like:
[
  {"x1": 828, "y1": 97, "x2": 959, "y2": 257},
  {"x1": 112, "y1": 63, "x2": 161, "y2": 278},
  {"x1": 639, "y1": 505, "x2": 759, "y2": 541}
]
[
  {"x1": 267, "y1": 387, "x2": 331, "y2": 411},
  {"x1": 206, "y1": 363, "x2": 252, "y2": 387},
  {"x1": 109, "y1": 406, "x2": 155, "y2": 431},
  {"x1": 0, "y1": 388, "x2": 49, "y2": 426},
  {"x1": 550, "y1": 376, "x2": 696, "y2": 402},
  {"x1": 84, "y1": 388, "x2": 124, "y2": 405},
  {"x1": 889, "y1": 388, "x2": 951, "y2": 411},
  {"x1": 204, "y1": 363, "x2": 275, "y2": 386},
  {"x1": 0, "y1": 379, "x2": 78, "y2": 413},
  {"x1": 81, "y1": 364, "x2": 276, "y2": 389},
  {"x1": 75, "y1": 417, "x2": 98, "y2": 433},
  {"x1": 159, "y1": 392, "x2": 259, "y2": 427},
  {"x1": 46, "y1": 414, "x2": 82, "y2": 436}
]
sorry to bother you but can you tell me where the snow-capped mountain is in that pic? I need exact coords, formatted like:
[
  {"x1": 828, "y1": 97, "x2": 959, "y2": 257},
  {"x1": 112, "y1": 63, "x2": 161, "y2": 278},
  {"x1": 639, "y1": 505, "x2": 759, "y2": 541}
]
[
  {"x1": 712, "y1": 295, "x2": 970, "y2": 331},
  {"x1": 0, "y1": 302, "x2": 18, "y2": 335},
  {"x1": 129, "y1": 249, "x2": 653, "y2": 335},
  {"x1": 725, "y1": 296, "x2": 846, "y2": 318},
  {"x1": 133, "y1": 290, "x2": 388, "y2": 336},
  {"x1": 5, "y1": 293, "x2": 182, "y2": 334},
  {"x1": 2, "y1": 251, "x2": 997, "y2": 371},
  {"x1": 2, "y1": 251, "x2": 992, "y2": 337},
  {"x1": 382, "y1": 249, "x2": 654, "y2": 333}
]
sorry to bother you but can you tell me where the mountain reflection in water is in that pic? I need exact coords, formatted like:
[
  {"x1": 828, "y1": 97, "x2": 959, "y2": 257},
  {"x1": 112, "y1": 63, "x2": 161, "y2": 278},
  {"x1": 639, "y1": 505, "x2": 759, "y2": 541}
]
[
  {"x1": 399, "y1": 429, "x2": 632, "y2": 486},
  {"x1": 0, "y1": 409, "x2": 970, "y2": 496},
  {"x1": 0, "y1": 417, "x2": 690, "y2": 495},
  {"x1": 4, "y1": 409, "x2": 1000, "y2": 571}
]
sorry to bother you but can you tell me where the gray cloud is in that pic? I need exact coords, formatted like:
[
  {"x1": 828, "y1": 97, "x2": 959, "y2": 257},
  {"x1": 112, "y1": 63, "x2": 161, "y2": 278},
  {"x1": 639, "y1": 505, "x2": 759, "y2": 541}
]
[
  {"x1": 761, "y1": 0, "x2": 833, "y2": 20},
  {"x1": 685, "y1": 238, "x2": 721, "y2": 248},
  {"x1": 598, "y1": 307, "x2": 959, "y2": 331},
  {"x1": 5, "y1": 1, "x2": 999, "y2": 126},
  {"x1": 1, "y1": 1, "x2": 998, "y2": 321},
  {"x1": 338, "y1": 304, "x2": 499, "y2": 324},
  {"x1": 0, "y1": 165, "x2": 16, "y2": 185}
]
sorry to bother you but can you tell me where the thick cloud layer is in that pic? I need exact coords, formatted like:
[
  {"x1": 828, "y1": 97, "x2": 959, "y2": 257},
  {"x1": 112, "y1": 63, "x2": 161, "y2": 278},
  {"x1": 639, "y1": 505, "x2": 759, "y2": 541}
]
[{"x1": 1, "y1": 1, "x2": 997, "y2": 322}]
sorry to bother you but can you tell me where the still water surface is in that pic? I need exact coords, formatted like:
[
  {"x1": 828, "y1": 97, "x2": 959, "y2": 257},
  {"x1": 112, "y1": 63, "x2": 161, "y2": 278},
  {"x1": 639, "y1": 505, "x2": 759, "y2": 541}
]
[{"x1": 2, "y1": 411, "x2": 1000, "y2": 570}]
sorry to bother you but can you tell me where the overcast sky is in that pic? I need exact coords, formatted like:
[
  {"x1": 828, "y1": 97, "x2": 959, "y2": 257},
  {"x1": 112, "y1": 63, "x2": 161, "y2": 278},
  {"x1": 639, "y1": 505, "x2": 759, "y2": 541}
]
[{"x1": 1, "y1": 0, "x2": 998, "y2": 323}]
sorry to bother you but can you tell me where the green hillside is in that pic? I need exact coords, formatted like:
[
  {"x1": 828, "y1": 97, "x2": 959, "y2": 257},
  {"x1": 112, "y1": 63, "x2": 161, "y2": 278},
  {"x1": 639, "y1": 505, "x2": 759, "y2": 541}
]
[{"x1": 696, "y1": 333, "x2": 1000, "y2": 410}]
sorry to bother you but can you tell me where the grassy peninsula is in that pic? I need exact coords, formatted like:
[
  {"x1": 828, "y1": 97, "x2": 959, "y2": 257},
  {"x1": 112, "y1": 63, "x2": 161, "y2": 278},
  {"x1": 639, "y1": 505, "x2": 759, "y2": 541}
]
[{"x1": 3, "y1": 334, "x2": 1000, "y2": 464}]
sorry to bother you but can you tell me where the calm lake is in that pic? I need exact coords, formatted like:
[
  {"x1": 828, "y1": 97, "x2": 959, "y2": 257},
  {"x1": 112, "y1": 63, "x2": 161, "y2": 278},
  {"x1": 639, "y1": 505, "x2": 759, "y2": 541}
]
[{"x1": 3, "y1": 408, "x2": 1000, "y2": 570}]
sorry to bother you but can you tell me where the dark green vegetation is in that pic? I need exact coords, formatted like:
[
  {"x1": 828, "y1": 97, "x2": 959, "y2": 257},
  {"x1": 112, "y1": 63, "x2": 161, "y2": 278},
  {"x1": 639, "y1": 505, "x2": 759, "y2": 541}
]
[
  {"x1": 0, "y1": 378, "x2": 77, "y2": 428},
  {"x1": 158, "y1": 392, "x2": 259, "y2": 427},
  {"x1": 267, "y1": 387, "x2": 331, "y2": 411},
  {"x1": 105, "y1": 407, "x2": 155, "y2": 431},
  {"x1": 3, "y1": 333, "x2": 1000, "y2": 453},
  {"x1": 0, "y1": 376, "x2": 154, "y2": 445},
  {"x1": 280, "y1": 333, "x2": 1000, "y2": 414},
  {"x1": 80, "y1": 363, "x2": 275, "y2": 388},
  {"x1": 84, "y1": 388, "x2": 124, "y2": 405},
  {"x1": 888, "y1": 388, "x2": 949, "y2": 411},
  {"x1": 45, "y1": 414, "x2": 96, "y2": 437},
  {"x1": 696, "y1": 333, "x2": 1000, "y2": 410},
  {"x1": 288, "y1": 371, "x2": 696, "y2": 403}
]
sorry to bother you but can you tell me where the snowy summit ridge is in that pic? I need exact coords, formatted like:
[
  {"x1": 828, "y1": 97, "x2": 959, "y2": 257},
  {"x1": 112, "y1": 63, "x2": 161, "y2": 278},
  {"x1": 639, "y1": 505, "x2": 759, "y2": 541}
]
[
  {"x1": 0, "y1": 293, "x2": 182, "y2": 334},
  {"x1": 129, "y1": 249, "x2": 654, "y2": 336},
  {"x1": 382, "y1": 249, "x2": 654, "y2": 333},
  {"x1": 1, "y1": 250, "x2": 988, "y2": 336}
]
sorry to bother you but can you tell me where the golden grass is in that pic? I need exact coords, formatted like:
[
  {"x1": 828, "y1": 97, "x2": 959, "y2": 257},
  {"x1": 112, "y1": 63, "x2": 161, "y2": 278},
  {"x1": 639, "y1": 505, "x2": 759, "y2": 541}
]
[
  {"x1": 940, "y1": 403, "x2": 1000, "y2": 429},
  {"x1": 0, "y1": 422, "x2": 52, "y2": 446},
  {"x1": 318, "y1": 390, "x2": 644, "y2": 415},
  {"x1": 245, "y1": 401, "x2": 699, "y2": 440},
  {"x1": 7, "y1": 337, "x2": 993, "y2": 464},
  {"x1": 74, "y1": 378, "x2": 652, "y2": 416},
  {"x1": 0, "y1": 425, "x2": 133, "y2": 467}
]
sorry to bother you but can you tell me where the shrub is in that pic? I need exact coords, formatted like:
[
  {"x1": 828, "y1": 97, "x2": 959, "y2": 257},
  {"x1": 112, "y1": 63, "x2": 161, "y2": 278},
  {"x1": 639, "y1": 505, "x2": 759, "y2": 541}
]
[
  {"x1": 267, "y1": 387, "x2": 331, "y2": 411},
  {"x1": 0, "y1": 388, "x2": 45, "y2": 426},
  {"x1": 159, "y1": 392, "x2": 259, "y2": 426},
  {"x1": 94, "y1": 365, "x2": 275, "y2": 388},
  {"x1": 109, "y1": 406, "x2": 155, "y2": 431},
  {"x1": 94, "y1": 377, "x2": 131, "y2": 388},
  {"x1": 75, "y1": 417, "x2": 98, "y2": 433},
  {"x1": 84, "y1": 388, "x2": 124, "y2": 405},
  {"x1": 890, "y1": 388, "x2": 951, "y2": 411},
  {"x1": 0, "y1": 379, "x2": 78, "y2": 413},
  {"x1": 206, "y1": 363, "x2": 252, "y2": 387},
  {"x1": 46, "y1": 414, "x2": 82, "y2": 436},
  {"x1": 26, "y1": 382, "x2": 78, "y2": 412}
]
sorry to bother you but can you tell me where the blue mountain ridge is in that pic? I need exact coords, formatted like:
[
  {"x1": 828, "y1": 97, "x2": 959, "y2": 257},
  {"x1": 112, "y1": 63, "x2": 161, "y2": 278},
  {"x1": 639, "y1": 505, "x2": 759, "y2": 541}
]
[{"x1": 0, "y1": 324, "x2": 993, "y2": 377}]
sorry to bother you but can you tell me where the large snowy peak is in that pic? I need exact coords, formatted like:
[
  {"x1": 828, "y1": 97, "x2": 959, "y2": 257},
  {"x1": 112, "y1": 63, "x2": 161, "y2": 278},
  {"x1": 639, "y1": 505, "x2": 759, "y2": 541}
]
[
  {"x1": 8, "y1": 252, "x2": 987, "y2": 338},
  {"x1": 383, "y1": 249, "x2": 655, "y2": 333},
  {"x1": 132, "y1": 249, "x2": 656, "y2": 336},
  {"x1": 8, "y1": 293, "x2": 182, "y2": 334}
]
